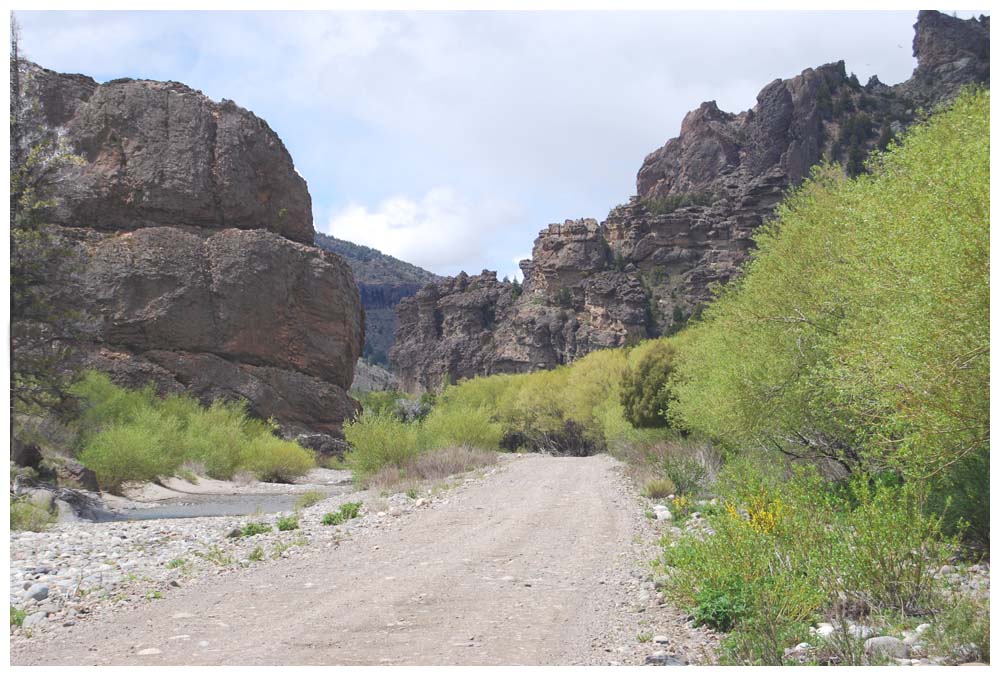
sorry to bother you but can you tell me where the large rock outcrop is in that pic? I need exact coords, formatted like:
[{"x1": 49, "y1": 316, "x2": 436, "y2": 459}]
[
  {"x1": 391, "y1": 11, "x2": 989, "y2": 393},
  {"x1": 18, "y1": 62, "x2": 364, "y2": 442}
]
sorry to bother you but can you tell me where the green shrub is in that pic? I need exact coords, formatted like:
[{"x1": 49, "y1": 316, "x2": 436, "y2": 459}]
[
  {"x1": 657, "y1": 460, "x2": 961, "y2": 665},
  {"x1": 620, "y1": 340, "x2": 677, "y2": 428},
  {"x1": 322, "y1": 501, "x2": 363, "y2": 526},
  {"x1": 242, "y1": 435, "x2": 314, "y2": 483},
  {"x1": 294, "y1": 490, "x2": 326, "y2": 510},
  {"x1": 240, "y1": 521, "x2": 272, "y2": 537},
  {"x1": 660, "y1": 454, "x2": 706, "y2": 496},
  {"x1": 77, "y1": 412, "x2": 179, "y2": 492},
  {"x1": 10, "y1": 496, "x2": 55, "y2": 532},
  {"x1": 343, "y1": 412, "x2": 421, "y2": 480},
  {"x1": 69, "y1": 371, "x2": 314, "y2": 491},
  {"x1": 420, "y1": 405, "x2": 502, "y2": 451},
  {"x1": 276, "y1": 514, "x2": 299, "y2": 531},
  {"x1": 248, "y1": 546, "x2": 264, "y2": 562},
  {"x1": 671, "y1": 91, "x2": 990, "y2": 508}
]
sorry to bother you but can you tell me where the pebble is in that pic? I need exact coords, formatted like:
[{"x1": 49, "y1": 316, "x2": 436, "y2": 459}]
[{"x1": 137, "y1": 648, "x2": 162, "y2": 655}]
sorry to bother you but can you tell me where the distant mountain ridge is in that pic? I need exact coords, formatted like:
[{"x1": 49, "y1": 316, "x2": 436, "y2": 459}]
[{"x1": 314, "y1": 233, "x2": 440, "y2": 366}]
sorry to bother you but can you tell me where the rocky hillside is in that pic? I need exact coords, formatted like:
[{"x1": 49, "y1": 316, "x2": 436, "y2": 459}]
[
  {"x1": 17, "y1": 61, "x2": 364, "y2": 449},
  {"x1": 314, "y1": 233, "x2": 439, "y2": 367},
  {"x1": 391, "y1": 10, "x2": 989, "y2": 393}
]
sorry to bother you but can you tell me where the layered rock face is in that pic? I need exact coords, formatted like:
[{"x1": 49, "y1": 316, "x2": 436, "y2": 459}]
[
  {"x1": 20, "y1": 62, "x2": 364, "y2": 442},
  {"x1": 392, "y1": 11, "x2": 989, "y2": 393}
]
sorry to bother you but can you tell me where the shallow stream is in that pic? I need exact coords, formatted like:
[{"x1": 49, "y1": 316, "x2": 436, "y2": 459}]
[{"x1": 100, "y1": 485, "x2": 354, "y2": 522}]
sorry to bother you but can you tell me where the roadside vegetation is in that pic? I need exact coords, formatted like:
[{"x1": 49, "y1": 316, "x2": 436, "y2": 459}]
[
  {"x1": 65, "y1": 371, "x2": 314, "y2": 492},
  {"x1": 344, "y1": 89, "x2": 989, "y2": 665}
]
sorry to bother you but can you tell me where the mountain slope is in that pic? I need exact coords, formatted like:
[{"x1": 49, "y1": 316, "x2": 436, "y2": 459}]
[{"x1": 314, "y1": 233, "x2": 440, "y2": 367}]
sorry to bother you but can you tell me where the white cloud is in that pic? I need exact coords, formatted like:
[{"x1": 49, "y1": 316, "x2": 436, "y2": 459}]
[{"x1": 324, "y1": 187, "x2": 520, "y2": 275}]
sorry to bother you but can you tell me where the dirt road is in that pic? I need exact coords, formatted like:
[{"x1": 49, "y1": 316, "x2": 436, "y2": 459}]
[{"x1": 11, "y1": 455, "x2": 710, "y2": 666}]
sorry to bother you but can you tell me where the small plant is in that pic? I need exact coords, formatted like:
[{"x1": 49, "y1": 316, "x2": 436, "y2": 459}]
[
  {"x1": 272, "y1": 540, "x2": 292, "y2": 559},
  {"x1": 194, "y1": 545, "x2": 234, "y2": 567},
  {"x1": 294, "y1": 490, "x2": 325, "y2": 510},
  {"x1": 643, "y1": 478, "x2": 675, "y2": 500},
  {"x1": 240, "y1": 521, "x2": 272, "y2": 537},
  {"x1": 660, "y1": 455, "x2": 706, "y2": 496},
  {"x1": 147, "y1": 590, "x2": 163, "y2": 600},
  {"x1": 637, "y1": 632, "x2": 653, "y2": 643},
  {"x1": 644, "y1": 509, "x2": 657, "y2": 520},
  {"x1": 10, "y1": 605, "x2": 26, "y2": 628},
  {"x1": 406, "y1": 487, "x2": 419, "y2": 499},
  {"x1": 165, "y1": 558, "x2": 186, "y2": 569},
  {"x1": 276, "y1": 514, "x2": 299, "y2": 531},
  {"x1": 322, "y1": 501, "x2": 363, "y2": 526},
  {"x1": 248, "y1": 546, "x2": 264, "y2": 562},
  {"x1": 671, "y1": 495, "x2": 692, "y2": 520}
]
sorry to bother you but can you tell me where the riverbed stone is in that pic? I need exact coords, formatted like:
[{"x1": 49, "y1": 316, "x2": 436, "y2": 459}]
[
  {"x1": 23, "y1": 583, "x2": 50, "y2": 602},
  {"x1": 865, "y1": 636, "x2": 909, "y2": 659}
]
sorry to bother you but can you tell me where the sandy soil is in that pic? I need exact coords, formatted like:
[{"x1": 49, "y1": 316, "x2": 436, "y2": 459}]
[{"x1": 11, "y1": 454, "x2": 713, "y2": 666}]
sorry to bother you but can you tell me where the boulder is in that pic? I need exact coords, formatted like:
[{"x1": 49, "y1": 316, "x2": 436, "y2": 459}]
[
  {"x1": 864, "y1": 636, "x2": 910, "y2": 660},
  {"x1": 56, "y1": 459, "x2": 99, "y2": 492}
]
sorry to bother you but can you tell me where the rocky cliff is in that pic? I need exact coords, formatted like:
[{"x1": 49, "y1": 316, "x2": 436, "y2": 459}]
[
  {"x1": 18, "y1": 62, "x2": 364, "y2": 447},
  {"x1": 314, "y1": 233, "x2": 439, "y2": 367},
  {"x1": 391, "y1": 10, "x2": 989, "y2": 393}
]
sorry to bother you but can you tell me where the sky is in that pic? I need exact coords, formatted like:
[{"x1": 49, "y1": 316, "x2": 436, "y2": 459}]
[{"x1": 14, "y1": 9, "x2": 988, "y2": 279}]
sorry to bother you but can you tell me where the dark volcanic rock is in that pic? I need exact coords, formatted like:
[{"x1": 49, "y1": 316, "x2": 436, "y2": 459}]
[
  {"x1": 24, "y1": 63, "x2": 314, "y2": 244},
  {"x1": 17, "y1": 62, "x2": 364, "y2": 439},
  {"x1": 391, "y1": 10, "x2": 989, "y2": 393}
]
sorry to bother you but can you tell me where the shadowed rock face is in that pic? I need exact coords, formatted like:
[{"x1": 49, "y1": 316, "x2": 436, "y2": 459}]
[
  {"x1": 391, "y1": 10, "x2": 989, "y2": 393},
  {"x1": 19, "y1": 62, "x2": 363, "y2": 442}
]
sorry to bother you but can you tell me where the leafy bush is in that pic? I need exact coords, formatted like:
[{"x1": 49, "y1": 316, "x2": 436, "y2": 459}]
[
  {"x1": 620, "y1": 340, "x2": 678, "y2": 428},
  {"x1": 77, "y1": 412, "x2": 180, "y2": 492},
  {"x1": 239, "y1": 435, "x2": 313, "y2": 483},
  {"x1": 670, "y1": 91, "x2": 989, "y2": 541},
  {"x1": 240, "y1": 521, "x2": 272, "y2": 537},
  {"x1": 660, "y1": 454, "x2": 707, "y2": 497},
  {"x1": 343, "y1": 412, "x2": 421, "y2": 481},
  {"x1": 276, "y1": 514, "x2": 299, "y2": 531},
  {"x1": 420, "y1": 405, "x2": 502, "y2": 451},
  {"x1": 69, "y1": 371, "x2": 315, "y2": 491}
]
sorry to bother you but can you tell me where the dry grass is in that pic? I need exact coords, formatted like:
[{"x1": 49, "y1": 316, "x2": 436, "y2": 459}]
[
  {"x1": 642, "y1": 478, "x2": 676, "y2": 500},
  {"x1": 615, "y1": 437, "x2": 723, "y2": 496},
  {"x1": 367, "y1": 446, "x2": 498, "y2": 493}
]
